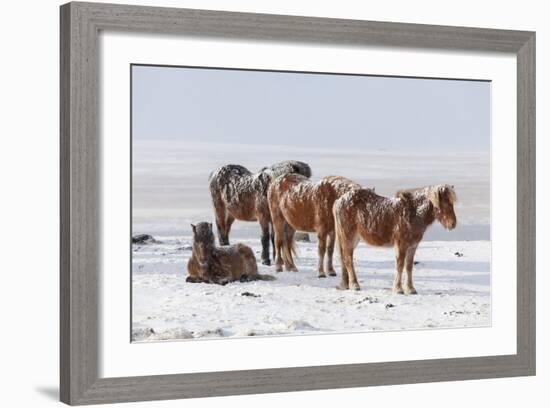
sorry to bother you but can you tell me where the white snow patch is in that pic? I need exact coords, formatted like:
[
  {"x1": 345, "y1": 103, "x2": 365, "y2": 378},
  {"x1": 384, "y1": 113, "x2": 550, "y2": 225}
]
[{"x1": 132, "y1": 237, "x2": 490, "y2": 342}]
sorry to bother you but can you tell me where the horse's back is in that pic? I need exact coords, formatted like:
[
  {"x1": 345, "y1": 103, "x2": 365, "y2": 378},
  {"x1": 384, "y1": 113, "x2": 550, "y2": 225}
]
[
  {"x1": 234, "y1": 242, "x2": 255, "y2": 259},
  {"x1": 219, "y1": 243, "x2": 258, "y2": 278},
  {"x1": 209, "y1": 164, "x2": 259, "y2": 215},
  {"x1": 321, "y1": 175, "x2": 361, "y2": 194},
  {"x1": 209, "y1": 164, "x2": 253, "y2": 187},
  {"x1": 274, "y1": 174, "x2": 357, "y2": 233},
  {"x1": 334, "y1": 188, "x2": 398, "y2": 246},
  {"x1": 333, "y1": 189, "x2": 372, "y2": 223}
]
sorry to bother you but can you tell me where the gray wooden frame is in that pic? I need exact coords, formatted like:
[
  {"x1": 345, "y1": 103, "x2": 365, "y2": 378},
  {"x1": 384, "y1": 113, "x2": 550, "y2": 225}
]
[{"x1": 60, "y1": 1, "x2": 536, "y2": 405}]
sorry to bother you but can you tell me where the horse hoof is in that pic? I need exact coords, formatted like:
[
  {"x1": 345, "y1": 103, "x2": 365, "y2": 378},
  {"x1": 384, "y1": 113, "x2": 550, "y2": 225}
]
[
  {"x1": 328, "y1": 271, "x2": 337, "y2": 277},
  {"x1": 261, "y1": 259, "x2": 271, "y2": 266},
  {"x1": 350, "y1": 283, "x2": 361, "y2": 291},
  {"x1": 393, "y1": 287, "x2": 404, "y2": 295},
  {"x1": 318, "y1": 274, "x2": 327, "y2": 278},
  {"x1": 275, "y1": 267, "x2": 283, "y2": 273},
  {"x1": 405, "y1": 287, "x2": 418, "y2": 295}
]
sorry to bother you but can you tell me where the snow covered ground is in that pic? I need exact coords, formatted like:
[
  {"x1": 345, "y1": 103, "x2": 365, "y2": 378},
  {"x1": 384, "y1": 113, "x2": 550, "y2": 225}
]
[
  {"x1": 131, "y1": 141, "x2": 491, "y2": 342},
  {"x1": 132, "y1": 236, "x2": 490, "y2": 342}
]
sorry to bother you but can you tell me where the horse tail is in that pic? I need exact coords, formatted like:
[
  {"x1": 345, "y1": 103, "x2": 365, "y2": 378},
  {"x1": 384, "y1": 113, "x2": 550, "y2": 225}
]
[
  {"x1": 255, "y1": 273, "x2": 276, "y2": 281},
  {"x1": 269, "y1": 221, "x2": 276, "y2": 259},
  {"x1": 333, "y1": 203, "x2": 345, "y2": 265},
  {"x1": 281, "y1": 222, "x2": 298, "y2": 266}
]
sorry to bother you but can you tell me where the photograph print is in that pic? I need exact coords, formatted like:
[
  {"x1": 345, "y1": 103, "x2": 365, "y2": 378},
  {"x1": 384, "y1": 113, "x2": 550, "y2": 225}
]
[{"x1": 131, "y1": 64, "x2": 490, "y2": 342}]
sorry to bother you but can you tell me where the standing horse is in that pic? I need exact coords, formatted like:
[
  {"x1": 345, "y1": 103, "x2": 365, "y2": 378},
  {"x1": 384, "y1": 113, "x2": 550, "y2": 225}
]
[
  {"x1": 333, "y1": 185, "x2": 457, "y2": 291},
  {"x1": 268, "y1": 174, "x2": 362, "y2": 277},
  {"x1": 208, "y1": 160, "x2": 311, "y2": 265}
]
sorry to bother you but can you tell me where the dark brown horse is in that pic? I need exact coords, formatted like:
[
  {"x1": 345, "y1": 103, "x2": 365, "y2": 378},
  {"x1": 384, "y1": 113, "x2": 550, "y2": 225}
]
[
  {"x1": 268, "y1": 174, "x2": 362, "y2": 277},
  {"x1": 208, "y1": 161, "x2": 311, "y2": 265},
  {"x1": 333, "y1": 185, "x2": 457, "y2": 291},
  {"x1": 186, "y1": 222, "x2": 275, "y2": 285}
]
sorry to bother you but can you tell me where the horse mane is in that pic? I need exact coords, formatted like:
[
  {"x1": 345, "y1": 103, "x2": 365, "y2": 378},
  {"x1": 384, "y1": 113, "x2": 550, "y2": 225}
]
[
  {"x1": 396, "y1": 185, "x2": 457, "y2": 208},
  {"x1": 428, "y1": 184, "x2": 457, "y2": 208}
]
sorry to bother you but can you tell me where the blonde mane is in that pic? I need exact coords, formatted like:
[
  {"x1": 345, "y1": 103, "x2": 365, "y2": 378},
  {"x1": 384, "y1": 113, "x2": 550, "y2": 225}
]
[{"x1": 427, "y1": 184, "x2": 457, "y2": 208}]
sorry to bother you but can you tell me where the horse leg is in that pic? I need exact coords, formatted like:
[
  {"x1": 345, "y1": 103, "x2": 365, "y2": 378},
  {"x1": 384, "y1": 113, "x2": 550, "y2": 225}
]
[
  {"x1": 342, "y1": 245, "x2": 360, "y2": 290},
  {"x1": 223, "y1": 214, "x2": 235, "y2": 245},
  {"x1": 339, "y1": 261, "x2": 349, "y2": 289},
  {"x1": 404, "y1": 244, "x2": 419, "y2": 295},
  {"x1": 334, "y1": 225, "x2": 349, "y2": 288},
  {"x1": 270, "y1": 222, "x2": 276, "y2": 260},
  {"x1": 392, "y1": 243, "x2": 406, "y2": 294},
  {"x1": 272, "y1": 221, "x2": 285, "y2": 272},
  {"x1": 214, "y1": 204, "x2": 231, "y2": 246},
  {"x1": 317, "y1": 232, "x2": 327, "y2": 278},
  {"x1": 326, "y1": 231, "x2": 337, "y2": 277},
  {"x1": 259, "y1": 219, "x2": 271, "y2": 266},
  {"x1": 283, "y1": 222, "x2": 298, "y2": 272}
]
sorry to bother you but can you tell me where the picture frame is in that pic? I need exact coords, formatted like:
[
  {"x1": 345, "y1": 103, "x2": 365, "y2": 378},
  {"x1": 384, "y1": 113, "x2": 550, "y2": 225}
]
[{"x1": 60, "y1": 1, "x2": 535, "y2": 405}]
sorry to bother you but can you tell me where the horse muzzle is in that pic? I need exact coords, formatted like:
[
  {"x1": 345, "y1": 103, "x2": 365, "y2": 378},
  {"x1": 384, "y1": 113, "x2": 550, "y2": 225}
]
[{"x1": 446, "y1": 219, "x2": 457, "y2": 230}]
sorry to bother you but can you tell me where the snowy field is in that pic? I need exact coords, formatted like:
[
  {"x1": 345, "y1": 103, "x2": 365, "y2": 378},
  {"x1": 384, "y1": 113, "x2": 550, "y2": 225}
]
[
  {"x1": 132, "y1": 141, "x2": 491, "y2": 342},
  {"x1": 132, "y1": 236, "x2": 490, "y2": 341}
]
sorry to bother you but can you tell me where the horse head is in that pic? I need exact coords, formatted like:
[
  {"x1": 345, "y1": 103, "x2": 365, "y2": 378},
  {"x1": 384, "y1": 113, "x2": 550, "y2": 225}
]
[
  {"x1": 191, "y1": 222, "x2": 216, "y2": 266},
  {"x1": 427, "y1": 185, "x2": 457, "y2": 230}
]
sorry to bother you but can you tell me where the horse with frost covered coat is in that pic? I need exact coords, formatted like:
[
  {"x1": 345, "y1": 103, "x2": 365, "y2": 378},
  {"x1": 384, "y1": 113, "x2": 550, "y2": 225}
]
[
  {"x1": 208, "y1": 160, "x2": 311, "y2": 265},
  {"x1": 333, "y1": 185, "x2": 457, "y2": 292},
  {"x1": 268, "y1": 174, "x2": 363, "y2": 277}
]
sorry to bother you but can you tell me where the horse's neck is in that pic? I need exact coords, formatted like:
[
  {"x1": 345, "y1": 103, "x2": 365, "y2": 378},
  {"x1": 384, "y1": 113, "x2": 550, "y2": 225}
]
[
  {"x1": 417, "y1": 195, "x2": 436, "y2": 225},
  {"x1": 404, "y1": 194, "x2": 435, "y2": 228}
]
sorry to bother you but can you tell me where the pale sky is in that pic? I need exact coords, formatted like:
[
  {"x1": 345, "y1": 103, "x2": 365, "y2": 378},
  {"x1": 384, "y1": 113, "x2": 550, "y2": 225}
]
[{"x1": 132, "y1": 64, "x2": 490, "y2": 152}]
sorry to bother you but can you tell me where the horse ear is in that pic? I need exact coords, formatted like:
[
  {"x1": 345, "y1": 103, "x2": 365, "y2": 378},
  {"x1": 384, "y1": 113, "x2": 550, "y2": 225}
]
[
  {"x1": 209, "y1": 222, "x2": 213, "y2": 230},
  {"x1": 191, "y1": 224, "x2": 196, "y2": 234}
]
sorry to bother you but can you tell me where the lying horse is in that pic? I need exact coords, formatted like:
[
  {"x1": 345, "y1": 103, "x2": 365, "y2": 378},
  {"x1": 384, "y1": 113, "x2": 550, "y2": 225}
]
[
  {"x1": 186, "y1": 222, "x2": 275, "y2": 284},
  {"x1": 333, "y1": 185, "x2": 457, "y2": 292},
  {"x1": 268, "y1": 174, "x2": 362, "y2": 276},
  {"x1": 208, "y1": 160, "x2": 311, "y2": 265}
]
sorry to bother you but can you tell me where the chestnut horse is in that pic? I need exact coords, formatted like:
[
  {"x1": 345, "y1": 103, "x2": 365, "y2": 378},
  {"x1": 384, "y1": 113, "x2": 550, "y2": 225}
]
[
  {"x1": 333, "y1": 185, "x2": 457, "y2": 291},
  {"x1": 268, "y1": 174, "x2": 362, "y2": 277},
  {"x1": 186, "y1": 222, "x2": 275, "y2": 284},
  {"x1": 208, "y1": 161, "x2": 311, "y2": 266}
]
